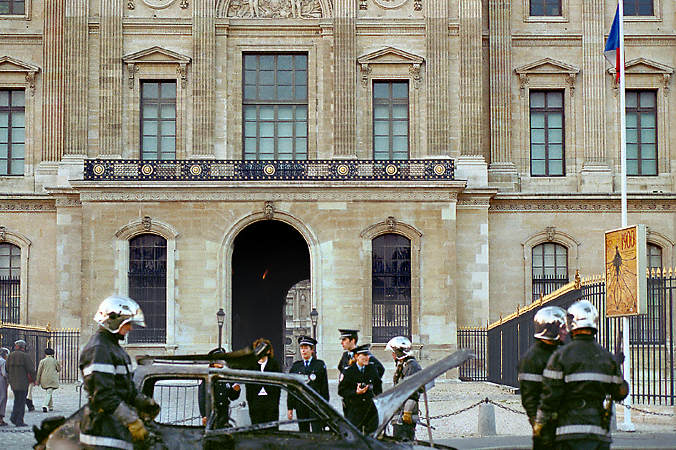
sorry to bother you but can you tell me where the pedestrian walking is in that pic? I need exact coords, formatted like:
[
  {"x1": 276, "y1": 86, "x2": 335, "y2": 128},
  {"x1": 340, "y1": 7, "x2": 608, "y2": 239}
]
[
  {"x1": 245, "y1": 337, "x2": 282, "y2": 429},
  {"x1": 338, "y1": 343, "x2": 382, "y2": 434},
  {"x1": 287, "y1": 336, "x2": 329, "y2": 432},
  {"x1": 386, "y1": 336, "x2": 422, "y2": 441},
  {"x1": 535, "y1": 300, "x2": 629, "y2": 450},
  {"x1": 0, "y1": 347, "x2": 9, "y2": 426},
  {"x1": 517, "y1": 306, "x2": 566, "y2": 449},
  {"x1": 36, "y1": 348, "x2": 61, "y2": 412},
  {"x1": 79, "y1": 295, "x2": 160, "y2": 449},
  {"x1": 6, "y1": 339, "x2": 36, "y2": 427}
]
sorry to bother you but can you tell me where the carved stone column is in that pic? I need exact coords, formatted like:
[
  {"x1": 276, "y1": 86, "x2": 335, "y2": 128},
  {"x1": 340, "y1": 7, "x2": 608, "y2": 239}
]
[
  {"x1": 582, "y1": 0, "x2": 607, "y2": 166},
  {"x1": 460, "y1": 0, "x2": 482, "y2": 156},
  {"x1": 42, "y1": 0, "x2": 65, "y2": 162},
  {"x1": 192, "y1": 0, "x2": 216, "y2": 157},
  {"x1": 333, "y1": 0, "x2": 357, "y2": 157},
  {"x1": 488, "y1": 0, "x2": 512, "y2": 166},
  {"x1": 64, "y1": 0, "x2": 89, "y2": 156},
  {"x1": 425, "y1": 0, "x2": 449, "y2": 155},
  {"x1": 99, "y1": 0, "x2": 124, "y2": 156}
]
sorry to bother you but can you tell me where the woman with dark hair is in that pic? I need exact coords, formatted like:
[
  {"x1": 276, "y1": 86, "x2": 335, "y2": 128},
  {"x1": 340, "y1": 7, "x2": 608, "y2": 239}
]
[{"x1": 245, "y1": 338, "x2": 282, "y2": 428}]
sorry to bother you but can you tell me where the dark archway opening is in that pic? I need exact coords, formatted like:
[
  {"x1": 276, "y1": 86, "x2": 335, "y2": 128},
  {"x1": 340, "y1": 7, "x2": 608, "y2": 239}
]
[{"x1": 231, "y1": 220, "x2": 310, "y2": 366}]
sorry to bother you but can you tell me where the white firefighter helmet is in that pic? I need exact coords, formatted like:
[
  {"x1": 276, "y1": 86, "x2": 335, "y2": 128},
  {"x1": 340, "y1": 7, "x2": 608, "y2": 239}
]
[
  {"x1": 93, "y1": 295, "x2": 146, "y2": 334},
  {"x1": 533, "y1": 306, "x2": 567, "y2": 341},
  {"x1": 566, "y1": 299, "x2": 599, "y2": 332},
  {"x1": 386, "y1": 336, "x2": 413, "y2": 360}
]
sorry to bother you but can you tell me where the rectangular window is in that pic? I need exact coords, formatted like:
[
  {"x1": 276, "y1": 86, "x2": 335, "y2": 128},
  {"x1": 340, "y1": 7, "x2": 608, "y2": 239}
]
[
  {"x1": 242, "y1": 53, "x2": 308, "y2": 160},
  {"x1": 530, "y1": 0, "x2": 562, "y2": 16},
  {"x1": 141, "y1": 81, "x2": 176, "y2": 160},
  {"x1": 0, "y1": 89, "x2": 25, "y2": 175},
  {"x1": 626, "y1": 90, "x2": 657, "y2": 176},
  {"x1": 530, "y1": 90, "x2": 564, "y2": 176},
  {"x1": 373, "y1": 81, "x2": 409, "y2": 160},
  {"x1": 0, "y1": 0, "x2": 25, "y2": 15},
  {"x1": 624, "y1": 0, "x2": 654, "y2": 16}
]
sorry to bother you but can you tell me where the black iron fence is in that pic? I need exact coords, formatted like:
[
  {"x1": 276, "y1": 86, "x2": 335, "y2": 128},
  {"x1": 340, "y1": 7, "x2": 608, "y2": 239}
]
[
  {"x1": 0, "y1": 324, "x2": 80, "y2": 383},
  {"x1": 469, "y1": 270, "x2": 674, "y2": 405},
  {"x1": 0, "y1": 277, "x2": 20, "y2": 324},
  {"x1": 457, "y1": 327, "x2": 487, "y2": 381}
]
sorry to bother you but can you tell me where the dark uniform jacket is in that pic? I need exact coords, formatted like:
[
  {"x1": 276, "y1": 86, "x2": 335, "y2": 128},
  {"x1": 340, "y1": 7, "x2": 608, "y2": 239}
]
[
  {"x1": 79, "y1": 328, "x2": 147, "y2": 450},
  {"x1": 337, "y1": 351, "x2": 385, "y2": 378},
  {"x1": 518, "y1": 340, "x2": 559, "y2": 422},
  {"x1": 287, "y1": 357, "x2": 329, "y2": 410},
  {"x1": 199, "y1": 379, "x2": 241, "y2": 428},
  {"x1": 338, "y1": 363, "x2": 383, "y2": 434},
  {"x1": 537, "y1": 334, "x2": 628, "y2": 444},
  {"x1": 6, "y1": 349, "x2": 36, "y2": 391},
  {"x1": 245, "y1": 357, "x2": 282, "y2": 425}
]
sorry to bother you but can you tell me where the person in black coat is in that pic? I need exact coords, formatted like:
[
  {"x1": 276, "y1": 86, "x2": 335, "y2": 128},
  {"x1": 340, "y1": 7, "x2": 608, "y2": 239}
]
[
  {"x1": 287, "y1": 336, "x2": 329, "y2": 432},
  {"x1": 337, "y1": 329, "x2": 385, "y2": 377},
  {"x1": 338, "y1": 344, "x2": 383, "y2": 434},
  {"x1": 245, "y1": 338, "x2": 282, "y2": 429},
  {"x1": 198, "y1": 360, "x2": 241, "y2": 429}
]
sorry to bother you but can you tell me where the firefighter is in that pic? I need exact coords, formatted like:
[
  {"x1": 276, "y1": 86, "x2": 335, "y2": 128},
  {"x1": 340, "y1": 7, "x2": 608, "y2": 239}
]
[
  {"x1": 287, "y1": 336, "x2": 329, "y2": 432},
  {"x1": 535, "y1": 300, "x2": 628, "y2": 450},
  {"x1": 79, "y1": 296, "x2": 159, "y2": 449},
  {"x1": 517, "y1": 305, "x2": 566, "y2": 449},
  {"x1": 386, "y1": 336, "x2": 421, "y2": 441},
  {"x1": 338, "y1": 344, "x2": 383, "y2": 434}
]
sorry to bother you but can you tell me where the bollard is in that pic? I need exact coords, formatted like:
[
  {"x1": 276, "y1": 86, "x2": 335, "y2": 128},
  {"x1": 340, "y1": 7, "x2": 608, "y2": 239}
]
[
  {"x1": 478, "y1": 399, "x2": 497, "y2": 436},
  {"x1": 611, "y1": 402, "x2": 617, "y2": 432}
]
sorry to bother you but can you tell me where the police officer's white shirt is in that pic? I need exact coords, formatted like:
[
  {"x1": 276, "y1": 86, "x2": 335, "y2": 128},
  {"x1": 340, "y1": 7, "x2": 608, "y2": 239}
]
[{"x1": 258, "y1": 359, "x2": 268, "y2": 395}]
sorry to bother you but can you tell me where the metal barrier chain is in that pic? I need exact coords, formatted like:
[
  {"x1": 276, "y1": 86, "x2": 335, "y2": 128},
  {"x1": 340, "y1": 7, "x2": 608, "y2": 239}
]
[
  {"x1": 167, "y1": 415, "x2": 203, "y2": 425},
  {"x1": 0, "y1": 428, "x2": 33, "y2": 433},
  {"x1": 625, "y1": 404, "x2": 674, "y2": 417},
  {"x1": 428, "y1": 399, "x2": 485, "y2": 420},
  {"x1": 486, "y1": 399, "x2": 528, "y2": 416}
]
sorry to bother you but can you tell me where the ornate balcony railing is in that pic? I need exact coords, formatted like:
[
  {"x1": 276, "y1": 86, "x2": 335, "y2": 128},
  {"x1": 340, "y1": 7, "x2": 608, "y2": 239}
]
[{"x1": 84, "y1": 159, "x2": 454, "y2": 182}]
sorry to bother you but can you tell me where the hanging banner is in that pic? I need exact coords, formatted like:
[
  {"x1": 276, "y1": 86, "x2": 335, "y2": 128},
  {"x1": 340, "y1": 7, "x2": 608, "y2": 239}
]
[{"x1": 604, "y1": 224, "x2": 647, "y2": 316}]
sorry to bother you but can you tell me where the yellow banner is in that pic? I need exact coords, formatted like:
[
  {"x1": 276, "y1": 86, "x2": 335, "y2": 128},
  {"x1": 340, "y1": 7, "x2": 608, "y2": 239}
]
[{"x1": 604, "y1": 225, "x2": 646, "y2": 317}]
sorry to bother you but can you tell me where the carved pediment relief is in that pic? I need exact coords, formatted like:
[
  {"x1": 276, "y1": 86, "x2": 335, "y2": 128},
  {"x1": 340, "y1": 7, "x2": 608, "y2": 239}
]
[
  {"x1": 607, "y1": 58, "x2": 674, "y2": 76},
  {"x1": 0, "y1": 56, "x2": 40, "y2": 95},
  {"x1": 216, "y1": 0, "x2": 330, "y2": 19},
  {"x1": 122, "y1": 47, "x2": 191, "y2": 89},
  {"x1": 514, "y1": 58, "x2": 580, "y2": 76},
  {"x1": 357, "y1": 47, "x2": 424, "y2": 88}
]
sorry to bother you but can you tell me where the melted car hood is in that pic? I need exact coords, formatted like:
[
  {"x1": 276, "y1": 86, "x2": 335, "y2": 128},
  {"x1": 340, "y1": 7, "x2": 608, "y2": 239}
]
[{"x1": 371, "y1": 349, "x2": 474, "y2": 437}]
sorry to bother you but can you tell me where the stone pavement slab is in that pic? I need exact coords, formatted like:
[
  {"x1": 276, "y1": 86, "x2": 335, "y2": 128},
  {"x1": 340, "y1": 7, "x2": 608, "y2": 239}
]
[{"x1": 439, "y1": 432, "x2": 676, "y2": 449}]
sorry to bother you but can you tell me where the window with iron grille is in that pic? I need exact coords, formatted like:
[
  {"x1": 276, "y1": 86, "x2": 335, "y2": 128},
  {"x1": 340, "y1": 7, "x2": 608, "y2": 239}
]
[
  {"x1": 624, "y1": 0, "x2": 654, "y2": 16},
  {"x1": 243, "y1": 53, "x2": 308, "y2": 160},
  {"x1": 626, "y1": 90, "x2": 657, "y2": 176},
  {"x1": 630, "y1": 243, "x2": 664, "y2": 344},
  {"x1": 532, "y1": 243, "x2": 568, "y2": 301},
  {"x1": 373, "y1": 81, "x2": 409, "y2": 160},
  {"x1": 0, "y1": 89, "x2": 25, "y2": 175},
  {"x1": 530, "y1": 90, "x2": 564, "y2": 176},
  {"x1": 530, "y1": 0, "x2": 562, "y2": 16},
  {"x1": 0, "y1": 243, "x2": 20, "y2": 324},
  {"x1": 0, "y1": 0, "x2": 24, "y2": 14},
  {"x1": 141, "y1": 81, "x2": 176, "y2": 160},
  {"x1": 372, "y1": 234, "x2": 411, "y2": 343},
  {"x1": 128, "y1": 234, "x2": 167, "y2": 344}
]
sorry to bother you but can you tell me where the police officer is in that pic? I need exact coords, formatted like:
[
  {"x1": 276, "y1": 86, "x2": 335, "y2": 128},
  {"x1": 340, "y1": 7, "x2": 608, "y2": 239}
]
[
  {"x1": 79, "y1": 295, "x2": 159, "y2": 449},
  {"x1": 198, "y1": 359, "x2": 241, "y2": 429},
  {"x1": 518, "y1": 306, "x2": 566, "y2": 449},
  {"x1": 287, "y1": 336, "x2": 329, "y2": 432},
  {"x1": 337, "y1": 329, "x2": 384, "y2": 377},
  {"x1": 535, "y1": 300, "x2": 628, "y2": 450},
  {"x1": 386, "y1": 336, "x2": 421, "y2": 441},
  {"x1": 338, "y1": 344, "x2": 383, "y2": 434}
]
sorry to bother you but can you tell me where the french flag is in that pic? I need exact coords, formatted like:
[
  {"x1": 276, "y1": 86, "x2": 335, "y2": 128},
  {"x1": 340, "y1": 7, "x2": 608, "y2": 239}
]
[{"x1": 604, "y1": 5, "x2": 622, "y2": 82}]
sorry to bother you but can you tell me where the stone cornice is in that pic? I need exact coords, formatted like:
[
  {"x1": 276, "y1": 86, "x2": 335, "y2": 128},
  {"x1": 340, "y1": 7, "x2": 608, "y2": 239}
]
[
  {"x1": 457, "y1": 189, "x2": 498, "y2": 210},
  {"x1": 490, "y1": 195, "x2": 676, "y2": 212},
  {"x1": 0, "y1": 200, "x2": 55, "y2": 212}
]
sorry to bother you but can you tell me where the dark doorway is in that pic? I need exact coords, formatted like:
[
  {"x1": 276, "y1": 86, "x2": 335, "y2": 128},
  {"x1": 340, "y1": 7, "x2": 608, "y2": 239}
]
[{"x1": 231, "y1": 220, "x2": 310, "y2": 365}]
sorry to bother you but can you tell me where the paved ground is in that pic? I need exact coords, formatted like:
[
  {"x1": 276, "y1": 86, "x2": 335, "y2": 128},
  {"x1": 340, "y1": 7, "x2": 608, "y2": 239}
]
[{"x1": 1, "y1": 380, "x2": 673, "y2": 448}]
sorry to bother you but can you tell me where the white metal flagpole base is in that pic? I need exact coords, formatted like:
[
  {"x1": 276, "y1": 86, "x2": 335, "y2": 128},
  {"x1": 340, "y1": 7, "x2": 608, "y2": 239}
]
[{"x1": 618, "y1": 316, "x2": 635, "y2": 432}]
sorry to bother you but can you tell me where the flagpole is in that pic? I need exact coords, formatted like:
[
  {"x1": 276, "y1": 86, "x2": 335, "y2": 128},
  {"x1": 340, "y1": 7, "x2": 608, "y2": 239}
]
[{"x1": 617, "y1": 0, "x2": 635, "y2": 432}]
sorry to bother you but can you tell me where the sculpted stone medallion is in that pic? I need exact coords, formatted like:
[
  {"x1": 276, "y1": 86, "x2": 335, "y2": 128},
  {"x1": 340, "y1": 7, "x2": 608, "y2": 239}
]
[
  {"x1": 226, "y1": 0, "x2": 323, "y2": 18},
  {"x1": 141, "y1": 0, "x2": 177, "y2": 9},
  {"x1": 373, "y1": 0, "x2": 408, "y2": 9}
]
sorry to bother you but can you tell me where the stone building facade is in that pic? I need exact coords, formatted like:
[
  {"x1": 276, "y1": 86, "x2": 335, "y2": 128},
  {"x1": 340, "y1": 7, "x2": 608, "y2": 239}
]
[{"x1": 0, "y1": 0, "x2": 673, "y2": 372}]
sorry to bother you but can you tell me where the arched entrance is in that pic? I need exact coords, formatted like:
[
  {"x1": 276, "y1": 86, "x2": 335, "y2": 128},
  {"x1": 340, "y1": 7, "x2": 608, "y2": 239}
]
[{"x1": 231, "y1": 220, "x2": 310, "y2": 362}]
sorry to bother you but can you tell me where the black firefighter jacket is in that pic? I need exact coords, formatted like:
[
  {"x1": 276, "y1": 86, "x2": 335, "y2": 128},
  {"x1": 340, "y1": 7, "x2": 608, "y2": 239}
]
[
  {"x1": 79, "y1": 328, "x2": 147, "y2": 450},
  {"x1": 537, "y1": 334, "x2": 628, "y2": 444},
  {"x1": 518, "y1": 340, "x2": 560, "y2": 422}
]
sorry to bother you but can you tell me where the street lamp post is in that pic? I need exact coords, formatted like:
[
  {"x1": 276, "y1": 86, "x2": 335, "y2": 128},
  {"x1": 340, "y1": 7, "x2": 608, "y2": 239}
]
[
  {"x1": 310, "y1": 307, "x2": 319, "y2": 357},
  {"x1": 216, "y1": 308, "x2": 226, "y2": 352}
]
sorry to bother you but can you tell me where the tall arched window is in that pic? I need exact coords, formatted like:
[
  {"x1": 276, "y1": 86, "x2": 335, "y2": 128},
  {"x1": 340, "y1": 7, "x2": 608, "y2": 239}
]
[
  {"x1": 0, "y1": 243, "x2": 20, "y2": 323},
  {"x1": 632, "y1": 243, "x2": 665, "y2": 344},
  {"x1": 372, "y1": 234, "x2": 411, "y2": 343},
  {"x1": 647, "y1": 243, "x2": 662, "y2": 270},
  {"x1": 531, "y1": 242, "x2": 568, "y2": 301},
  {"x1": 128, "y1": 234, "x2": 167, "y2": 344}
]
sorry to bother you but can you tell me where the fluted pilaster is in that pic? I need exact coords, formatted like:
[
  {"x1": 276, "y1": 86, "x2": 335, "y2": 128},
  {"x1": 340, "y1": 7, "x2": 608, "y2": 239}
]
[
  {"x1": 192, "y1": 0, "x2": 216, "y2": 157},
  {"x1": 98, "y1": 0, "x2": 123, "y2": 156},
  {"x1": 425, "y1": 0, "x2": 449, "y2": 156},
  {"x1": 488, "y1": 0, "x2": 512, "y2": 164},
  {"x1": 64, "y1": 0, "x2": 88, "y2": 156},
  {"x1": 42, "y1": 0, "x2": 65, "y2": 162},
  {"x1": 333, "y1": 0, "x2": 357, "y2": 157},
  {"x1": 582, "y1": 0, "x2": 606, "y2": 164},
  {"x1": 460, "y1": 0, "x2": 483, "y2": 156}
]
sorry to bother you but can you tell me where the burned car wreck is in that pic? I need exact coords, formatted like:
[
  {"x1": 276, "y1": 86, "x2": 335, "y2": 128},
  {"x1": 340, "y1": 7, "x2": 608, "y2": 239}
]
[{"x1": 34, "y1": 348, "x2": 472, "y2": 449}]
